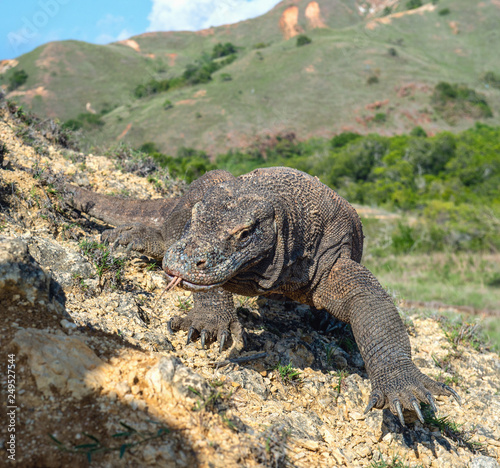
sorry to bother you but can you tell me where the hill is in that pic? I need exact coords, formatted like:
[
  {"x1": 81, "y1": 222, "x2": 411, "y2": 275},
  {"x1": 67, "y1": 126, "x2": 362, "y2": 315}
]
[{"x1": 1, "y1": 0, "x2": 500, "y2": 154}]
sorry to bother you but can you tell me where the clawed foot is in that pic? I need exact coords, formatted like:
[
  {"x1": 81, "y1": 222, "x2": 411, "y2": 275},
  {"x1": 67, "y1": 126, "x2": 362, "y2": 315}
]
[
  {"x1": 167, "y1": 295, "x2": 245, "y2": 353},
  {"x1": 365, "y1": 365, "x2": 461, "y2": 426},
  {"x1": 101, "y1": 224, "x2": 166, "y2": 259}
]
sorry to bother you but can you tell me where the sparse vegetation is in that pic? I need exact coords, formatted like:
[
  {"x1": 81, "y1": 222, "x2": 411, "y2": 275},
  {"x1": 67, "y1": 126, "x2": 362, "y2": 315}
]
[
  {"x1": 79, "y1": 239, "x2": 126, "y2": 290},
  {"x1": 49, "y1": 421, "x2": 170, "y2": 463},
  {"x1": 431, "y1": 82, "x2": 493, "y2": 122},
  {"x1": 373, "y1": 112, "x2": 387, "y2": 123},
  {"x1": 133, "y1": 43, "x2": 238, "y2": 98},
  {"x1": 438, "y1": 7, "x2": 451, "y2": 15},
  {"x1": 481, "y1": 71, "x2": 500, "y2": 89},
  {"x1": 367, "y1": 74, "x2": 379, "y2": 85}
]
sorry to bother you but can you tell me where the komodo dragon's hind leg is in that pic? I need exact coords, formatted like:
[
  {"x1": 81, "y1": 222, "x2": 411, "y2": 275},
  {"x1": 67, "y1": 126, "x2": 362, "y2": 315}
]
[
  {"x1": 168, "y1": 289, "x2": 245, "y2": 353},
  {"x1": 312, "y1": 257, "x2": 460, "y2": 426}
]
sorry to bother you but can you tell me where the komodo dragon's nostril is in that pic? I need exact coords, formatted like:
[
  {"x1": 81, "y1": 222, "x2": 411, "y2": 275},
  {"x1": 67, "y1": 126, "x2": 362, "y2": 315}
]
[{"x1": 196, "y1": 259, "x2": 207, "y2": 269}]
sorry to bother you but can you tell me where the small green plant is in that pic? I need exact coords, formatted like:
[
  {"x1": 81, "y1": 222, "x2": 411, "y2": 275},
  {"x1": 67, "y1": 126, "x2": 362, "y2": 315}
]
[
  {"x1": 176, "y1": 295, "x2": 193, "y2": 311},
  {"x1": 438, "y1": 7, "x2": 450, "y2": 15},
  {"x1": 8, "y1": 69, "x2": 28, "y2": 91},
  {"x1": 367, "y1": 74, "x2": 379, "y2": 85},
  {"x1": 443, "y1": 320, "x2": 483, "y2": 351},
  {"x1": 371, "y1": 453, "x2": 414, "y2": 467},
  {"x1": 49, "y1": 421, "x2": 170, "y2": 463},
  {"x1": 406, "y1": 0, "x2": 423, "y2": 10},
  {"x1": 79, "y1": 239, "x2": 125, "y2": 290},
  {"x1": 274, "y1": 361, "x2": 302, "y2": 384},
  {"x1": 220, "y1": 73, "x2": 232, "y2": 82},
  {"x1": 373, "y1": 112, "x2": 387, "y2": 123},
  {"x1": 253, "y1": 42, "x2": 269, "y2": 49},
  {"x1": 296, "y1": 35, "x2": 312, "y2": 47},
  {"x1": 163, "y1": 99, "x2": 173, "y2": 110},
  {"x1": 423, "y1": 407, "x2": 482, "y2": 452}
]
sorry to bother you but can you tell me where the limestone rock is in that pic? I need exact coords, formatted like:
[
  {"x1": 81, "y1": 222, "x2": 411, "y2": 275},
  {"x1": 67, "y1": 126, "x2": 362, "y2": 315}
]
[
  {"x1": 26, "y1": 236, "x2": 93, "y2": 287},
  {"x1": 12, "y1": 328, "x2": 111, "y2": 398},
  {"x1": 145, "y1": 356, "x2": 211, "y2": 401},
  {"x1": 0, "y1": 236, "x2": 65, "y2": 314}
]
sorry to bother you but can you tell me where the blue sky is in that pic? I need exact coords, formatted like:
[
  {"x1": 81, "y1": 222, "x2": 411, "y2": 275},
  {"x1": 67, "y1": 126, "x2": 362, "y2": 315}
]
[{"x1": 0, "y1": 0, "x2": 282, "y2": 60}]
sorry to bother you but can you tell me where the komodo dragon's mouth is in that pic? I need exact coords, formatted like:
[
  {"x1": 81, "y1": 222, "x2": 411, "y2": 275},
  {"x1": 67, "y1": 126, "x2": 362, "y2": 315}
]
[{"x1": 163, "y1": 270, "x2": 224, "y2": 292}]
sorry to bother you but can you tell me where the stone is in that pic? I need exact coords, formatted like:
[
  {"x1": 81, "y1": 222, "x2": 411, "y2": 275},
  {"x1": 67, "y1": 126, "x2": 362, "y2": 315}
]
[{"x1": 12, "y1": 328, "x2": 111, "y2": 398}]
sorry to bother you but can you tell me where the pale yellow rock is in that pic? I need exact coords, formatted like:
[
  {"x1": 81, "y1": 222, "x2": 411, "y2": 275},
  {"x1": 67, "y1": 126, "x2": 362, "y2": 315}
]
[{"x1": 12, "y1": 328, "x2": 111, "y2": 398}]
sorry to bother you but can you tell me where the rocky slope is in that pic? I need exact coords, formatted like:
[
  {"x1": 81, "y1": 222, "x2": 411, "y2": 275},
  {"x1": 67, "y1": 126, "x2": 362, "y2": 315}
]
[{"x1": 0, "y1": 96, "x2": 499, "y2": 467}]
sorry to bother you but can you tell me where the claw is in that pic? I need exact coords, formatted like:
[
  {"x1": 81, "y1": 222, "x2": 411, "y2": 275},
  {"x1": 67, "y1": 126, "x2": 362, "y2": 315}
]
[
  {"x1": 186, "y1": 327, "x2": 195, "y2": 345},
  {"x1": 167, "y1": 319, "x2": 174, "y2": 335},
  {"x1": 426, "y1": 392, "x2": 438, "y2": 414},
  {"x1": 394, "y1": 400, "x2": 405, "y2": 426},
  {"x1": 364, "y1": 396, "x2": 379, "y2": 414},
  {"x1": 444, "y1": 385, "x2": 462, "y2": 405},
  {"x1": 412, "y1": 400, "x2": 425, "y2": 424},
  {"x1": 219, "y1": 330, "x2": 229, "y2": 353},
  {"x1": 200, "y1": 330, "x2": 207, "y2": 349}
]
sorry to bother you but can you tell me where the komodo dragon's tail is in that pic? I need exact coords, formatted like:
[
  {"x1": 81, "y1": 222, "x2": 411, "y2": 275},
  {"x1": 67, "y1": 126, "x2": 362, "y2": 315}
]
[{"x1": 62, "y1": 184, "x2": 177, "y2": 229}]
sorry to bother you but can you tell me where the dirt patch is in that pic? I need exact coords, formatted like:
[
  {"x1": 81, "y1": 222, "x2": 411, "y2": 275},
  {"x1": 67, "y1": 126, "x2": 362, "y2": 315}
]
[
  {"x1": 117, "y1": 122, "x2": 132, "y2": 140},
  {"x1": 279, "y1": 6, "x2": 303, "y2": 40},
  {"x1": 193, "y1": 89, "x2": 207, "y2": 98},
  {"x1": 167, "y1": 53, "x2": 177, "y2": 66},
  {"x1": 304, "y1": 65, "x2": 316, "y2": 73},
  {"x1": 0, "y1": 59, "x2": 18, "y2": 74},
  {"x1": 8, "y1": 86, "x2": 51, "y2": 103},
  {"x1": 366, "y1": 2, "x2": 436, "y2": 29},
  {"x1": 366, "y1": 99, "x2": 389, "y2": 110},
  {"x1": 119, "y1": 39, "x2": 141, "y2": 53},
  {"x1": 175, "y1": 99, "x2": 197, "y2": 106},
  {"x1": 305, "y1": 1, "x2": 327, "y2": 29},
  {"x1": 449, "y1": 21, "x2": 460, "y2": 34},
  {"x1": 196, "y1": 27, "x2": 215, "y2": 36}
]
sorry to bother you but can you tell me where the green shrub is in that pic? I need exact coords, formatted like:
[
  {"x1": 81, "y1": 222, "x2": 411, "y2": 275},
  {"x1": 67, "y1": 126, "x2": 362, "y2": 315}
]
[
  {"x1": 438, "y1": 7, "x2": 450, "y2": 15},
  {"x1": 432, "y1": 82, "x2": 493, "y2": 121},
  {"x1": 410, "y1": 126, "x2": 427, "y2": 137},
  {"x1": 62, "y1": 112, "x2": 104, "y2": 130},
  {"x1": 253, "y1": 42, "x2": 269, "y2": 49},
  {"x1": 406, "y1": 0, "x2": 423, "y2": 9},
  {"x1": 382, "y1": 6, "x2": 392, "y2": 16},
  {"x1": 331, "y1": 132, "x2": 361, "y2": 149},
  {"x1": 8, "y1": 69, "x2": 28, "y2": 91},
  {"x1": 374, "y1": 113, "x2": 387, "y2": 123},
  {"x1": 296, "y1": 35, "x2": 312, "y2": 47},
  {"x1": 211, "y1": 42, "x2": 237, "y2": 59},
  {"x1": 367, "y1": 74, "x2": 379, "y2": 85},
  {"x1": 163, "y1": 99, "x2": 173, "y2": 110},
  {"x1": 220, "y1": 73, "x2": 232, "y2": 82},
  {"x1": 481, "y1": 71, "x2": 500, "y2": 89},
  {"x1": 388, "y1": 47, "x2": 398, "y2": 57}
]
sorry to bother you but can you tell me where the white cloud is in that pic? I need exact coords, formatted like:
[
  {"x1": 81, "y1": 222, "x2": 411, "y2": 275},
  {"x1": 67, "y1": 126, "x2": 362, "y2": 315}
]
[{"x1": 147, "y1": 0, "x2": 281, "y2": 32}]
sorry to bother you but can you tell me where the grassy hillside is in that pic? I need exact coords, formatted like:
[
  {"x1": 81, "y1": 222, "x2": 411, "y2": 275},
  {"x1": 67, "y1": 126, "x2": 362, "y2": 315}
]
[{"x1": 1, "y1": 0, "x2": 500, "y2": 154}]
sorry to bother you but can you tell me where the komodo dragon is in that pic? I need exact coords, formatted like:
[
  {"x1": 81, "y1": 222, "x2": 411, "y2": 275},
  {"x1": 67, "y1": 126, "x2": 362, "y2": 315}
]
[{"x1": 61, "y1": 166, "x2": 460, "y2": 425}]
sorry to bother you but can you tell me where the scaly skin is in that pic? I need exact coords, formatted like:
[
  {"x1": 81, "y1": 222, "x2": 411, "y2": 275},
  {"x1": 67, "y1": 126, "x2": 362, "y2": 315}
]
[
  {"x1": 163, "y1": 167, "x2": 460, "y2": 425},
  {"x1": 59, "y1": 170, "x2": 245, "y2": 351}
]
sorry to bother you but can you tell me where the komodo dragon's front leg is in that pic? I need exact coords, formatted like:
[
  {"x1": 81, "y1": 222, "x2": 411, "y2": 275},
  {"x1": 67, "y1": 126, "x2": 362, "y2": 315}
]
[
  {"x1": 312, "y1": 257, "x2": 460, "y2": 424},
  {"x1": 57, "y1": 171, "x2": 245, "y2": 351}
]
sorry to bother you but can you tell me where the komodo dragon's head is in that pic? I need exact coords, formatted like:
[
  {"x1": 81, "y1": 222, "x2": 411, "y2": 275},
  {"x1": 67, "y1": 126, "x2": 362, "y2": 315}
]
[{"x1": 162, "y1": 180, "x2": 279, "y2": 293}]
